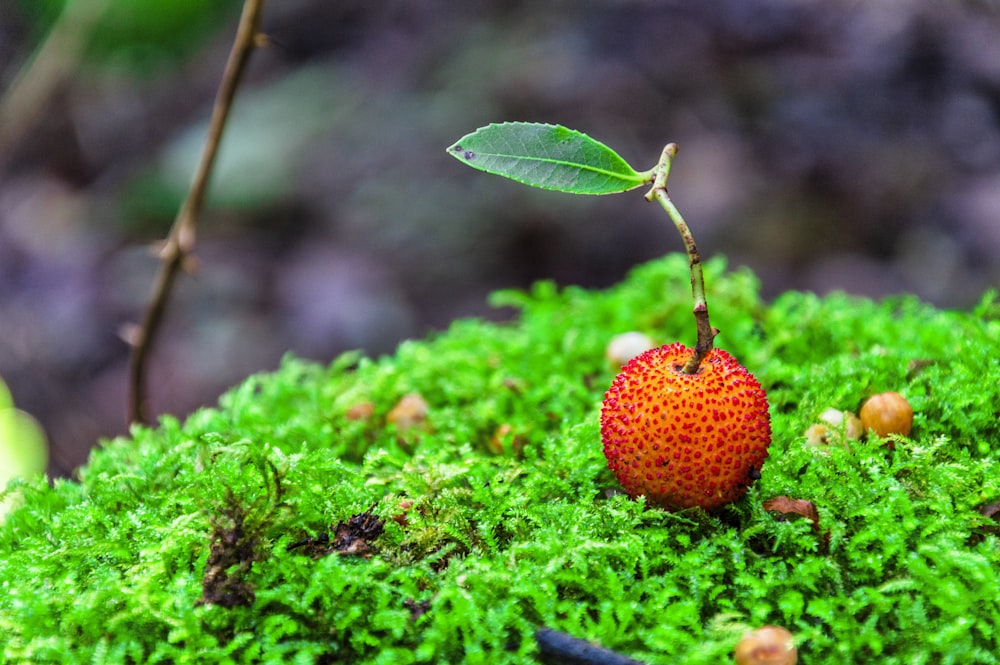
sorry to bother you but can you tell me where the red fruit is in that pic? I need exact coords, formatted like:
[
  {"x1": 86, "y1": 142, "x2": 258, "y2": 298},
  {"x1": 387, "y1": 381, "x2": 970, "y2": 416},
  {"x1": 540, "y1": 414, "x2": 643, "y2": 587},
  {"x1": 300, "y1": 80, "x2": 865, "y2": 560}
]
[{"x1": 600, "y1": 342, "x2": 771, "y2": 511}]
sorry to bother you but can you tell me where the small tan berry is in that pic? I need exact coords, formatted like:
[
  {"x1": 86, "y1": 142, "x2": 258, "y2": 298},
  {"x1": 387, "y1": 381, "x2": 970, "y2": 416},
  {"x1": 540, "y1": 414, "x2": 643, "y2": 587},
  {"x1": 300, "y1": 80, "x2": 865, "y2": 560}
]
[
  {"x1": 387, "y1": 393, "x2": 429, "y2": 431},
  {"x1": 860, "y1": 392, "x2": 913, "y2": 439},
  {"x1": 345, "y1": 401, "x2": 375, "y2": 421},
  {"x1": 804, "y1": 423, "x2": 830, "y2": 447},
  {"x1": 605, "y1": 331, "x2": 658, "y2": 368},
  {"x1": 819, "y1": 408, "x2": 864, "y2": 440},
  {"x1": 734, "y1": 625, "x2": 797, "y2": 665},
  {"x1": 806, "y1": 408, "x2": 864, "y2": 449}
]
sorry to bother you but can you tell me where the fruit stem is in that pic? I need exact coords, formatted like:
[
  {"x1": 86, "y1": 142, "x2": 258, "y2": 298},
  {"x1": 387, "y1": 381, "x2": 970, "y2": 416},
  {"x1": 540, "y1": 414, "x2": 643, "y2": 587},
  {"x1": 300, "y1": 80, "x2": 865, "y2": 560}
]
[{"x1": 645, "y1": 143, "x2": 718, "y2": 374}]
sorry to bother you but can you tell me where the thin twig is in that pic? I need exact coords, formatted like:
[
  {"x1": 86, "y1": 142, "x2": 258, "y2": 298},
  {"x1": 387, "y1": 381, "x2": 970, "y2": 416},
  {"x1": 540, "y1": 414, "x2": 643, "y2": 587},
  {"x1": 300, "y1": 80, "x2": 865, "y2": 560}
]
[
  {"x1": 644, "y1": 143, "x2": 718, "y2": 373},
  {"x1": 127, "y1": 0, "x2": 267, "y2": 425}
]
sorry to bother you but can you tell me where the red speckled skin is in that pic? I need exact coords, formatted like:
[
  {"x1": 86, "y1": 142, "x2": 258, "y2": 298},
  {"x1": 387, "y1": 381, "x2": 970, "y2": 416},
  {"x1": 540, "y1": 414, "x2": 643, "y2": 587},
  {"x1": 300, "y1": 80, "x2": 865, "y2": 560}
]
[{"x1": 600, "y1": 342, "x2": 771, "y2": 511}]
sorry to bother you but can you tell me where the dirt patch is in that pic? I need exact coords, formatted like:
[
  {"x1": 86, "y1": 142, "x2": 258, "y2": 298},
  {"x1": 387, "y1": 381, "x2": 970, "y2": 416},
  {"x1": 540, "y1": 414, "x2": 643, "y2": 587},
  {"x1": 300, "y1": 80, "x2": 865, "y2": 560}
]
[
  {"x1": 198, "y1": 501, "x2": 261, "y2": 608},
  {"x1": 287, "y1": 507, "x2": 385, "y2": 558}
]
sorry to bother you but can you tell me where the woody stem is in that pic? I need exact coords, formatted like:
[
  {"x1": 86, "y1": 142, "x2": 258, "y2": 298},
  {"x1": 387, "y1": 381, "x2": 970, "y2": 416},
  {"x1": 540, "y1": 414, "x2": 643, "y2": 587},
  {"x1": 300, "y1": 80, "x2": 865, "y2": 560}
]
[
  {"x1": 126, "y1": 0, "x2": 267, "y2": 424},
  {"x1": 644, "y1": 143, "x2": 717, "y2": 374}
]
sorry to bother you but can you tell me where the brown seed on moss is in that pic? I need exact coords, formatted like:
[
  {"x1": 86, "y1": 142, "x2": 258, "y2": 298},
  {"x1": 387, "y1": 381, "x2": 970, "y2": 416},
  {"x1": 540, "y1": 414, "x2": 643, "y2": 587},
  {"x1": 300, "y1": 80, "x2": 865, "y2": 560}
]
[
  {"x1": 860, "y1": 391, "x2": 913, "y2": 439},
  {"x1": 345, "y1": 401, "x2": 375, "y2": 421},
  {"x1": 392, "y1": 499, "x2": 414, "y2": 527},
  {"x1": 763, "y1": 496, "x2": 821, "y2": 532},
  {"x1": 600, "y1": 342, "x2": 771, "y2": 511},
  {"x1": 734, "y1": 625, "x2": 797, "y2": 665},
  {"x1": 387, "y1": 393, "x2": 429, "y2": 431}
]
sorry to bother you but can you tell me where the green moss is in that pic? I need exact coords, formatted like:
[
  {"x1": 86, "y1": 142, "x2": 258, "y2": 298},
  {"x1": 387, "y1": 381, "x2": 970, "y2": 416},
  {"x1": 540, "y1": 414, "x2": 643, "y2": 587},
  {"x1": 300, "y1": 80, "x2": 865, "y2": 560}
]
[{"x1": 2, "y1": 255, "x2": 999, "y2": 664}]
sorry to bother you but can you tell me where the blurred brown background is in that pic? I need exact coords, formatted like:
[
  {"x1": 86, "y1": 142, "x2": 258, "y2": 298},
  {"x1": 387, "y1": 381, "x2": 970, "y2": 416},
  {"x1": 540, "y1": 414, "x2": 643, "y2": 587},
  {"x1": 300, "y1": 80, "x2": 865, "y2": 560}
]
[{"x1": 1, "y1": 0, "x2": 999, "y2": 477}]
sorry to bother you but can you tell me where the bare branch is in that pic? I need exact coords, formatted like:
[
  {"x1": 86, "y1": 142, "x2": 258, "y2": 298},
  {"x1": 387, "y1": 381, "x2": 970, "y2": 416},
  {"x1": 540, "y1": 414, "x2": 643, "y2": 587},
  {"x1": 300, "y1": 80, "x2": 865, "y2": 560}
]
[{"x1": 127, "y1": 0, "x2": 268, "y2": 425}]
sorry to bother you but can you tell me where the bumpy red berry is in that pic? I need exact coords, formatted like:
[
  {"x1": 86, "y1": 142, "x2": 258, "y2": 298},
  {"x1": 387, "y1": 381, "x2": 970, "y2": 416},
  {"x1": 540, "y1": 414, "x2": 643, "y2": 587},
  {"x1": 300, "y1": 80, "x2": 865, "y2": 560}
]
[{"x1": 600, "y1": 342, "x2": 771, "y2": 511}]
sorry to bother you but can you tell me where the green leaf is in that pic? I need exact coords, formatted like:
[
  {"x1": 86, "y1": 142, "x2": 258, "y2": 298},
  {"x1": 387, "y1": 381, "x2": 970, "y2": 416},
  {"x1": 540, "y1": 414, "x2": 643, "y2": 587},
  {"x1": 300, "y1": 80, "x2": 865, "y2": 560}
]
[{"x1": 447, "y1": 122, "x2": 649, "y2": 195}]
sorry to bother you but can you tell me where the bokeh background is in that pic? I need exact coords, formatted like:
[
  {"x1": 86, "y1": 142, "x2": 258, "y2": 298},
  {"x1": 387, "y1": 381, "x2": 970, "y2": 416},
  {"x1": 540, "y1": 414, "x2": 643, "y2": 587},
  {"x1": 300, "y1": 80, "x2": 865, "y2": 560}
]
[{"x1": 2, "y1": 0, "x2": 999, "y2": 477}]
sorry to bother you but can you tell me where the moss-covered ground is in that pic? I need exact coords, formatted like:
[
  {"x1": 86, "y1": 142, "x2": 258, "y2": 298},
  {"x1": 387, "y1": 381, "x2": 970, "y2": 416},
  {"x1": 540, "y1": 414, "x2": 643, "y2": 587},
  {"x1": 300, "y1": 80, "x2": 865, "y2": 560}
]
[{"x1": 2, "y1": 255, "x2": 999, "y2": 664}]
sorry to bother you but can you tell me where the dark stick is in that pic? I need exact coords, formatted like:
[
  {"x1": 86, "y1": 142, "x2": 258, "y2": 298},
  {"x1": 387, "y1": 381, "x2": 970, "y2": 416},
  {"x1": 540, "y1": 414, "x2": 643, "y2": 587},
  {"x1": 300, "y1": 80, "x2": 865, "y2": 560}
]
[
  {"x1": 126, "y1": 0, "x2": 267, "y2": 424},
  {"x1": 535, "y1": 628, "x2": 648, "y2": 665}
]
